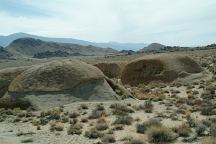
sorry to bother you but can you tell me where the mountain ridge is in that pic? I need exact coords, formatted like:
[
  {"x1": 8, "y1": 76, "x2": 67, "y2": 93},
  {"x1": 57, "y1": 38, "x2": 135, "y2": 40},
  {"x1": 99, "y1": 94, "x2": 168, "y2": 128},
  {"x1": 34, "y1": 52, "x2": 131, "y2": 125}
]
[
  {"x1": 6, "y1": 37, "x2": 118, "y2": 58},
  {"x1": 0, "y1": 32, "x2": 147, "y2": 50}
]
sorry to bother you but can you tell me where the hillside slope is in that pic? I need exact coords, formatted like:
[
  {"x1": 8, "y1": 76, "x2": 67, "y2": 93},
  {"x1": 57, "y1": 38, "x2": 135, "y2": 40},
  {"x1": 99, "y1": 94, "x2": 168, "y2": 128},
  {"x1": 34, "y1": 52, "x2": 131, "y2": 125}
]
[
  {"x1": 6, "y1": 38, "x2": 118, "y2": 58},
  {"x1": 0, "y1": 46, "x2": 13, "y2": 59},
  {"x1": 139, "y1": 43, "x2": 165, "y2": 52}
]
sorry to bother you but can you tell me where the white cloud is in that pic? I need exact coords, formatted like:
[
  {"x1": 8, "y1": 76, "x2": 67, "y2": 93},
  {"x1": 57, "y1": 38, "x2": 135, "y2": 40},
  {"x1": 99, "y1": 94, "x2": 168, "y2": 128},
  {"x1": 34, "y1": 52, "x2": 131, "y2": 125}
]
[{"x1": 0, "y1": 0, "x2": 216, "y2": 46}]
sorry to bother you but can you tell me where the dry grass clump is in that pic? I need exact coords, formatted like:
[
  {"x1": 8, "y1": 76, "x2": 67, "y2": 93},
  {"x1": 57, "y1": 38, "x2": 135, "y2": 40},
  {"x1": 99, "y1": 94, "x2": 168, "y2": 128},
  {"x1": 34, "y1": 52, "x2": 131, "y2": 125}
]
[
  {"x1": 80, "y1": 117, "x2": 88, "y2": 123},
  {"x1": 67, "y1": 123, "x2": 83, "y2": 135},
  {"x1": 88, "y1": 104, "x2": 107, "y2": 119},
  {"x1": 95, "y1": 117, "x2": 109, "y2": 131},
  {"x1": 114, "y1": 115, "x2": 133, "y2": 125},
  {"x1": 96, "y1": 103, "x2": 105, "y2": 111},
  {"x1": 79, "y1": 103, "x2": 88, "y2": 109},
  {"x1": 138, "y1": 100, "x2": 154, "y2": 113},
  {"x1": 85, "y1": 128, "x2": 104, "y2": 139},
  {"x1": 101, "y1": 134, "x2": 116, "y2": 143},
  {"x1": 136, "y1": 118, "x2": 161, "y2": 134},
  {"x1": 41, "y1": 108, "x2": 62, "y2": 120},
  {"x1": 0, "y1": 97, "x2": 32, "y2": 110},
  {"x1": 112, "y1": 124, "x2": 124, "y2": 131},
  {"x1": 173, "y1": 123, "x2": 191, "y2": 137},
  {"x1": 89, "y1": 109, "x2": 107, "y2": 119},
  {"x1": 49, "y1": 121, "x2": 64, "y2": 132},
  {"x1": 69, "y1": 112, "x2": 80, "y2": 118},
  {"x1": 110, "y1": 103, "x2": 134, "y2": 116},
  {"x1": 147, "y1": 126, "x2": 176, "y2": 143}
]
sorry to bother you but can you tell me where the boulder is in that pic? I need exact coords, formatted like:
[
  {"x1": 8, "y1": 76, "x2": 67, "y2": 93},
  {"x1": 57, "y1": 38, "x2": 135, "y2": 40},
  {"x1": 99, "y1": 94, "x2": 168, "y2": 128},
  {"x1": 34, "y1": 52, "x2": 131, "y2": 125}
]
[
  {"x1": 8, "y1": 59, "x2": 119, "y2": 109},
  {"x1": 121, "y1": 54, "x2": 202, "y2": 86}
]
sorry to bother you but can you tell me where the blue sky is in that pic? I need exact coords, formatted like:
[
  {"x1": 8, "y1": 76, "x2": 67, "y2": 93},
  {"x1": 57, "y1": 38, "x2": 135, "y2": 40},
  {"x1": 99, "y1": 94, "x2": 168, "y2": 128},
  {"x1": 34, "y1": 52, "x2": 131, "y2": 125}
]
[{"x1": 0, "y1": 0, "x2": 215, "y2": 46}]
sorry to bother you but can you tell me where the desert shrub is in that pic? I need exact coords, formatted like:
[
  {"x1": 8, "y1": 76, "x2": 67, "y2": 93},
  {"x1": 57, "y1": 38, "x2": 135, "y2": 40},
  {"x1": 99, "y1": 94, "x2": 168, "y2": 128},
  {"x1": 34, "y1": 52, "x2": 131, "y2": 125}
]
[
  {"x1": 187, "y1": 117, "x2": 197, "y2": 128},
  {"x1": 210, "y1": 124, "x2": 216, "y2": 137},
  {"x1": 89, "y1": 105, "x2": 107, "y2": 119},
  {"x1": 96, "y1": 103, "x2": 105, "y2": 111},
  {"x1": 114, "y1": 115, "x2": 133, "y2": 125},
  {"x1": 173, "y1": 123, "x2": 191, "y2": 137},
  {"x1": 101, "y1": 134, "x2": 116, "y2": 143},
  {"x1": 85, "y1": 128, "x2": 104, "y2": 139},
  {"x1": 81, "y1": 117, "x2": 88, "y2": 123},
  {"x1": 136, "y1": 118, "x2": 162, "y2": 134},
  {"x1": 50, "y1": 122, "x2": 64, "y2": 132},
  {"x1": 61, "y1": 116, "x2": 69, "y2": 123},
  {"x1": 67, "y1": 123, "x2": 83, "y2": 135},
  {"x1": 96, "y1": 123, "x2": 109, "y2": 131},
  {"x1": 0, "y1": 97, "x2": 32, "y2": 110},
  {"x1": 89, "y1": 109, "x2": 107, "y2": 119},
  {"x1": 112, "y1": 124, "x2": 124, "y2": 131},
  {"x1": 147, "y1": 126, "x2": 176, "y2": 143},
  {"x1": 95, "y1": 117, "x2": 109, "y2": 131},
  {"x1": 80, "y1": 104, "x2": 88, "y2": 109},
  {"x1": 196, "y1": 124, "x2": 207, "y2": 136},
  {"x1": 202, "y1": 119, "x2": 212, "y2": 127},
  {"x1": 139, "y1": 101, "x2": 154, "y2": 113},
  {"x1": 46, "y1": 108, "x2": 61, "y2": 120},
  {"x1": 69, "y1": 112, "x2": 80, "y2": 118},
  {"x1": 39, "y1": 118, "x2": 49, "y2": 125},
  {"x1": 37, "y1": 125, "x2": 41, "y2": 130},
  {"x1": 192, "y1": 90, "x2": 199, "y2": 95},
  {"x1": 110, "y1": 103, "x2": 134, "y2": 116},
  {"x1": 201, "y1": 104, "x2": 215, "y2": 116}
]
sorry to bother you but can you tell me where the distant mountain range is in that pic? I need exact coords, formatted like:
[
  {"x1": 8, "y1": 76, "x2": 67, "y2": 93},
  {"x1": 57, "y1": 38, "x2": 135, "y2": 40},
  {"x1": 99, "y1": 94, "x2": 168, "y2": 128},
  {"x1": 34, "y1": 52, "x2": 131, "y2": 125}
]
[
  {"x1": 6, "y1": 38, "x2": 118, "y2": 58},
  {"x1": 0, "y1": 32, "x2": 148, "y2": 51}
]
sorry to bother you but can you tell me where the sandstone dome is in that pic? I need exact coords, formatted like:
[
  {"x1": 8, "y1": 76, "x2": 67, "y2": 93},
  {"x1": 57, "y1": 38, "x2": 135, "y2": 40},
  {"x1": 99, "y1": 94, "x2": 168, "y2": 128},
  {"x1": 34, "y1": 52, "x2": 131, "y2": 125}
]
[
  {"x1": 8, "y1": 60, "x2": 119, "y2": 109},
  {"x1": 121, "y1": 54, "x2": 203, "y2": 86},
  {"x1": 0, "y1": 66, "x2": 30, "y2": 97},
  {"x1": 94, "y1": 61, "x2": 127, "y2": 78}
]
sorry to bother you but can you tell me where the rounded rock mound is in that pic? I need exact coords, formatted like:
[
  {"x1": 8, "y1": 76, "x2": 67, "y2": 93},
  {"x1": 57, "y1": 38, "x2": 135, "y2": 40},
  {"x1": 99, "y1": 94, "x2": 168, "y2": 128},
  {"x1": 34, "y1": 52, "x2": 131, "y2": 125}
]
[
  {"x1": 0, "y1": 66, "x2": 30, "y2": 97},
  {"x1": 8, "y1": 60, "x2": 119, "y2": 109},
  {"x1": 94, "y1": 62, "x2": 127, "y2": 78},
  {"x1": 121, "y1": 54, "x2": 202, "y2": 86}
]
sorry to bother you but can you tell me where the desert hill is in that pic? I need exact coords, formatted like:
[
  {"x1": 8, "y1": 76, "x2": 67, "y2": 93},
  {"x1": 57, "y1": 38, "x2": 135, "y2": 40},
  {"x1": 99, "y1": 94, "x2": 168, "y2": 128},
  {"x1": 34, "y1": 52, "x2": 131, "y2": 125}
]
[
  {"x1": 6, "y1": 38, "x2": 118, "y2": 58},
  {"x1": 0, "y1": 46, "x2": 13, "y2": 59},
  {"x1": 139, "y1": 43, "x2": 166, "y2": 52}
]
